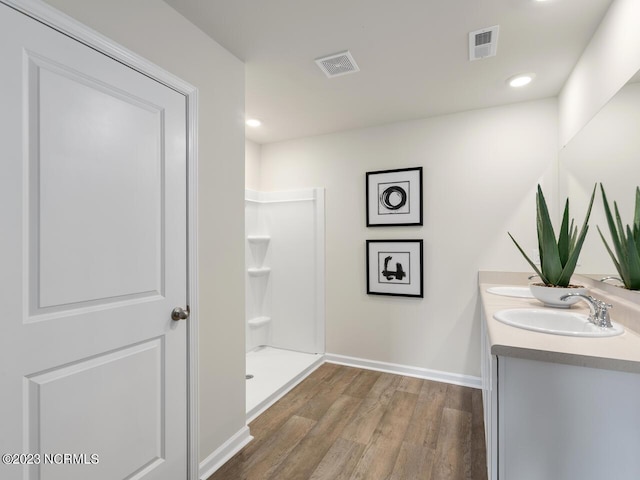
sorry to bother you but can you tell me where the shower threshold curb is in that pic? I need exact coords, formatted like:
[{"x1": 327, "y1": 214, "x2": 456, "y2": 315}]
[{"x1": 245, "y1": 354, "x2": 325, "y2": 423}]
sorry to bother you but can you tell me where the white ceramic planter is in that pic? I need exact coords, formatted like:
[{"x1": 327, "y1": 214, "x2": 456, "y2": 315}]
[{"x1": 529, "y1": 284, "x2": 588, "y2": 308}]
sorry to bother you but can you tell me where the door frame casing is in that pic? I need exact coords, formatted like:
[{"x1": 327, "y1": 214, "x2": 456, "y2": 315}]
[{"x1": 0, "y1": 1, "x2": 200, "y2": 478}]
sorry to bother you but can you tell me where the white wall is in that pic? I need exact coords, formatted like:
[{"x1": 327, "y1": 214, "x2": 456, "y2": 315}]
[
  {"x1": 259, "y1": 98, "x2": 558, "y2": 378},
  {"x1": 559, "y1": 0, "x2": 640, "y2": 147},
  {"x1": 245, "y1": 139, "x2": 261, "y2": 191},
  {"x1": 42, "y1": 0, "x2": 247, "y2": 463}
]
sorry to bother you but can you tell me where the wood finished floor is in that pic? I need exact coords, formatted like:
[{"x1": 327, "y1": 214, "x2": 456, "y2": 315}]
[{"x1": 208, "y1": 363, "x2": 487, "y2": 480}]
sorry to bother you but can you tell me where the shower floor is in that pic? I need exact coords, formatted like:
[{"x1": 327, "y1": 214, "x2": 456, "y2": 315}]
[{"x1": 246, "y1": 346, "x2": 323, "y2": 421}]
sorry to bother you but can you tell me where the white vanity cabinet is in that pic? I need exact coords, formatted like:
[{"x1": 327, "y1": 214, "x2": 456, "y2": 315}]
[
  {"x1": 480, "y1": 310, "x2": 498, "y2": 480},
  {"x1": 481, "y1": 310, "x2": 640, "y2": 480}
]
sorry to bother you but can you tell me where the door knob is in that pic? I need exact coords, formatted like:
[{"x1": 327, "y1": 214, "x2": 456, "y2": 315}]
[{"x1": 171, "y1": 306, "x2": 190, "y2": 321}]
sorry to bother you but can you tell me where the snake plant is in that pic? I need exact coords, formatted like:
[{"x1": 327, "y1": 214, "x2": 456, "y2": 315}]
[
  {"x1": 508, "y1": 184, "x2": 596, "y2": 287},
  {"x1": 597, "y1": 184, "x2": 640, "y2": 290}
]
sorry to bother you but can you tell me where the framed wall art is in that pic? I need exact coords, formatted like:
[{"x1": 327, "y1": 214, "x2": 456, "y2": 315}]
[
  {"x1": 366, "y1": 239, "x2": 423, "y2": 298},
  {"x1": 366, "y1": 167, "x2": 423, "y2": 227}
]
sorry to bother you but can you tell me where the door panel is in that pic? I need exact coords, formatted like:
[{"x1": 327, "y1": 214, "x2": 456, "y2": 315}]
[
  {"x1": 27, "y1": 339, "x2": 164, "y2": 480},
  {"x1": 0, "y1": 4, "x2": 188, "y2": 480},
  {"x1": 32, "y1": 53, "x2": 164, "y2": 311}
]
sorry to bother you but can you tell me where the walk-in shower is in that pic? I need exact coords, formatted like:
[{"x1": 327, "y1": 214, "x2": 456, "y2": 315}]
[{"x1": 245, "y1": 188, "x2": 325, "y2": 420}]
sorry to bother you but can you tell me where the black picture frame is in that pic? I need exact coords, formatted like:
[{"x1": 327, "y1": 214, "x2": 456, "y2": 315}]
[
  {"x1": 366, "y1": 239, "x2": 423, "y2": 298},
  {"x1": 366, "y1": 167, "x2": 423, "y2": 227}
]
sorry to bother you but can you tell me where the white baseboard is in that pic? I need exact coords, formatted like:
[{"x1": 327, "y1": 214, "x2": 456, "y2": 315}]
[
  {"x1": 199, "y1": 426, "x2": 253, "y2": 480},
  {"x1": 325, "y1": 353, "x2": 482, "y2": 389}
]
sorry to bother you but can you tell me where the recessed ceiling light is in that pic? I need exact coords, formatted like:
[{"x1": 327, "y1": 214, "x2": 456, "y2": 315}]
[
  {"x1": 508, "y1": 73, "x2": 536, "y2": 88},
  {"x1": 246, "y1": 119, "x2": 262, "y2": 127}
]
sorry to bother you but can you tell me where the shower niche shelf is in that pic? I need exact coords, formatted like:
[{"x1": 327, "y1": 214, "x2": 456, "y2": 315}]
[
  {"x1": 248, "y1": 267, "x2": 271, "y2": 277},
  {"x1": 247, "y1": 235, "x2": 271, "y2": 244},
  {"x1": 248, "y1": 316, "x2": 271, "y2": 328}
]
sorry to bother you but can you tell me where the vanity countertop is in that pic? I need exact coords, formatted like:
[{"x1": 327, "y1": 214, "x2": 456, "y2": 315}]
[{"x1": 480, "y1": 272, "x2": 640, "y2": 374}]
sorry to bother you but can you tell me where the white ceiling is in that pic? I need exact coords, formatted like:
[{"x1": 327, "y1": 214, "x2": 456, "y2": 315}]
[{"x1": 165, "y1": 0, "x2": 613, "y2": 145}]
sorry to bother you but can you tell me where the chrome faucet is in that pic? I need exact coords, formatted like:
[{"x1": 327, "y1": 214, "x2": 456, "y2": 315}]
[{"x1": 560, "y1": 293, "x2": 614, "y2": 328}]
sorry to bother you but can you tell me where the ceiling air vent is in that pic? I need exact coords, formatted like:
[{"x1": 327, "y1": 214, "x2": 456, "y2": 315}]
[
  {"x1": 315, "y1": 50, "x2": 360, "y2": 78},
  {"x1": 469, "y1": 25, "x2": 499, "y2": 61}
]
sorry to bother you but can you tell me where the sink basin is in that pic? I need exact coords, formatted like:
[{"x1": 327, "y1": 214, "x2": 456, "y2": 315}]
[
  {"x1": 493, "y1": 308, "x2": 624, "y2": 337},
  {"x1": 486, "y1": 286, "x2": 534, "y2": 299}
]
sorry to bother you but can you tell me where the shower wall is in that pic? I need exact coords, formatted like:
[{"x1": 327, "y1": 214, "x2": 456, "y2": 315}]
[{"x1": 245, "y1": 188, "x2": 325, "y2": 354}]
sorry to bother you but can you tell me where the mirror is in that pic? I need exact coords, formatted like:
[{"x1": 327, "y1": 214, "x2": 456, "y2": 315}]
[{"x1": 559, "y1": 73, "x2": 640, "y2": 283}]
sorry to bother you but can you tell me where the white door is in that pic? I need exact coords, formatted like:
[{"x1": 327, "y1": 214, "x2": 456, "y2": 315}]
[{"x1": 0, "y1": 4, "x2": 188, "y2": 480}]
